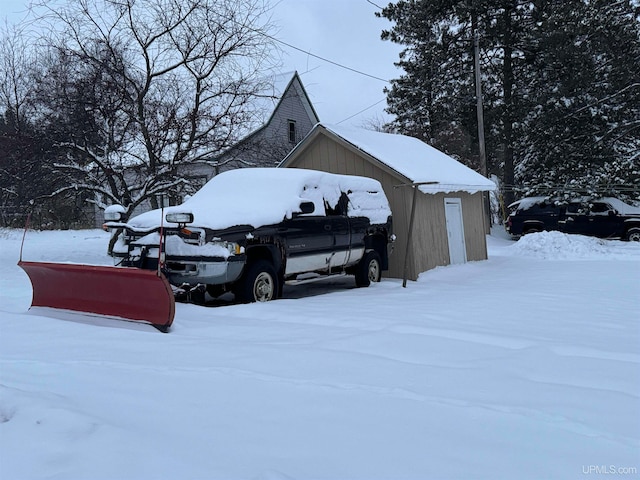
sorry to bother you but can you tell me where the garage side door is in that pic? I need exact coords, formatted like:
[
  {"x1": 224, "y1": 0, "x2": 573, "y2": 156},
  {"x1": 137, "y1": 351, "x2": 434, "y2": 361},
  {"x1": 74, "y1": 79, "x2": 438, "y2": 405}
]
[{"x1": 444, "y1": 198, "x2": 467, "y2": 265}]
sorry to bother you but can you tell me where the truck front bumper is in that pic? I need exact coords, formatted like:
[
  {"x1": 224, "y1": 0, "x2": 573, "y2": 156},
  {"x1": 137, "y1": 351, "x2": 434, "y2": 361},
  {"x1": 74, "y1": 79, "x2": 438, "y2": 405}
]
[{"x1": 164, "y1": 255, "x2": 245, "y2": 286}]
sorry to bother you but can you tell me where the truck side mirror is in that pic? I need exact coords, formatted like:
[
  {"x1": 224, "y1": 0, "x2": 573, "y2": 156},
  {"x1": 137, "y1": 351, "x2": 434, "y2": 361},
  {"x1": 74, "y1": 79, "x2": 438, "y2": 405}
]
[
  {"x1": 299, "y1": 202, "x2": 315, "y2": 214},
  {"x1": 104, "y1": 204, "x2": 125, "y2": 222}
]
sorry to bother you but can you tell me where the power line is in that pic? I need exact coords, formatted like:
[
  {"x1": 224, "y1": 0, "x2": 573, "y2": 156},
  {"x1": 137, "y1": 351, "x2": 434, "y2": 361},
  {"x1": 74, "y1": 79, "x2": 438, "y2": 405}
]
[
  {"x1": 211, "y1": 4, "x2": 394, "y2": 84},
  {"x1": 337, "y1": 98, "x2": 387, "y2": 124},
  {"x1": 273, "y1": 37, "x2": 390, "y2": 84},
  {"x1": 365, "y1": 0, "x2": 385, "y2": 10},
  {"x1": 217, "y1": 6, "x2": 394, "y2": 120}
]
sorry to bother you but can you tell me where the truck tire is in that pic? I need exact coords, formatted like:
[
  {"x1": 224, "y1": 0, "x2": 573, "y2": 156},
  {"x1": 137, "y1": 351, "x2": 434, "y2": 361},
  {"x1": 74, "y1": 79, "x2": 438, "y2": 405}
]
[
  {"x1": 235, "y1": 260, "x2": 279, "y2": 303},
  {"x1": 355, "y1": 250, "x2": 382, "y2": 287},
  {"x1": 626, "y1": 227, "x2": 640, "y2": 242},
  {"x1": 190, "y1": 284, "x2": 207, "y2": 305}
]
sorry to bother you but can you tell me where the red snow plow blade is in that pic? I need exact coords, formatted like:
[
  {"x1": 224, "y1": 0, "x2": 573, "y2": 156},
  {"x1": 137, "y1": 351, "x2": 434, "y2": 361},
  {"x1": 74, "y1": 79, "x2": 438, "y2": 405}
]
[{"x1": 18, "y1": 261, "x2": 175, "y2": 332}]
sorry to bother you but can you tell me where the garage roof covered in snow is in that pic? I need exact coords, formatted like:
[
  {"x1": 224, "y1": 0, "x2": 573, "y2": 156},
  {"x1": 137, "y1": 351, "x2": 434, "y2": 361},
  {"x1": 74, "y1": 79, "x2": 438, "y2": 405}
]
[{"x1": 285, "y1": 123, "x2": 496, "y2": 194}]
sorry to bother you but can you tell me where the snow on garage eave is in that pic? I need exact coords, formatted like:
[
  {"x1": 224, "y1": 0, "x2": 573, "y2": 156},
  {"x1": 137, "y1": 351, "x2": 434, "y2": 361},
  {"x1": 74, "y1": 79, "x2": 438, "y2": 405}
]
[{"x1": 315, "y1": 123, "x2": 496, "y2": 195}]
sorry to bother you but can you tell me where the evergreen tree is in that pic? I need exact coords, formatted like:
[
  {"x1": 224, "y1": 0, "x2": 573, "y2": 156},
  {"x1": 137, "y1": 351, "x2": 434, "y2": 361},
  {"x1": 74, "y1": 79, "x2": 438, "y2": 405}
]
[
  {"x1": 517, "y1": 0, "x2": 640, "y2": 202},
  {"x1": 380, "y1": 1, "x2": 485, "y2": 169},
  {"x1": 379, "y1": 0, "x2": 640, "y2": 205}
]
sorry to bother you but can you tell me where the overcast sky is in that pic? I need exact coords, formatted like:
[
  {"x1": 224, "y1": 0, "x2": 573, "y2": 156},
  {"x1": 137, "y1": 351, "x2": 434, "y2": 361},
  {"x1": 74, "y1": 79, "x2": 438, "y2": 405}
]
[
  {"x1": 271, "y1": 0, "x2": 403, "y2": 127},
  {"x1": 1, "y1": 0, "x2": 404, "y2": 128}
]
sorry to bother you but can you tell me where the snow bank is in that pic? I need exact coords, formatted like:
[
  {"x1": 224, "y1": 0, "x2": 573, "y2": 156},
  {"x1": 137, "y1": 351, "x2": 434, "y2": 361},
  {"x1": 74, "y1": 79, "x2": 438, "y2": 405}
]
[
  {"x1": 508, "y1": 231, "x2": 635, "y2": 260},
  {"x1": 1, "y1": 228, "x2": 638, "y2": 480}
]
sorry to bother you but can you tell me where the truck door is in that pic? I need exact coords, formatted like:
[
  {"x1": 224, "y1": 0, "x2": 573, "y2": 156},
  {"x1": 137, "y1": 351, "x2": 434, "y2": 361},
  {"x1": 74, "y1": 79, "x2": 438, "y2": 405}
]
[
  {"x1": 586, "y1": 202, "x2": 619, "y2": 238},
  {"x1": 558, "y1": 203, "x2": 589, "y2": 235},
  {"x1": 325, "y1": 193, "x2": 351, "y2": 267},
  {"x1": 280, "y1": 201, "x2": 334, "y2": 276}
]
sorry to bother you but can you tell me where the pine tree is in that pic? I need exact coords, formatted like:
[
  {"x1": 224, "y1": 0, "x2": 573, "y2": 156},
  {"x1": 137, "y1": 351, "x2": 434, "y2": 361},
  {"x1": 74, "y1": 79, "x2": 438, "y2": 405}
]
[
  {"x1": 516, "y1": 0, "x2": 640, "y2": 202},
  {"x1": 378, "y1": 0, "x2": 640, "y2": 205},
  {"x1": 380, "y1": 1, "x2": 486, "y2": 170}
]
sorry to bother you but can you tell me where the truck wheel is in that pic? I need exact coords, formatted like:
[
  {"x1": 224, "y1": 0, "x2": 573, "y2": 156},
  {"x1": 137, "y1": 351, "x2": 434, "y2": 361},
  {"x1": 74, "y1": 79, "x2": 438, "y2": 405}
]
[
  {"x1": 190, "y1": 285, "x2": 207, "y2": 305},
  {"x1": 626, "y1": 228, "x2": 640, "y2": 242},
  {"x1": 235, "y1": 260, "x2": 279, "y2": 303},
  {"x1": 355, "y1": 251, "x2": 382, "y2": 287},
  {"x1": 206, "y1": 284, "x2": 227, "y2": 299}
]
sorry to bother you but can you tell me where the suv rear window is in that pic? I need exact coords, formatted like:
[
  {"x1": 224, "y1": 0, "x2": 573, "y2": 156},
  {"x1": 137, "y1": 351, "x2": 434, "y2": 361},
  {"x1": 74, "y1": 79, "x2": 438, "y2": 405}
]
[
  {"x1": 566, "y1": 204, "x2": 588, "y2": 215},
  {"x1": 590, "y1": 203, "x2": 611, "y2": 214}
]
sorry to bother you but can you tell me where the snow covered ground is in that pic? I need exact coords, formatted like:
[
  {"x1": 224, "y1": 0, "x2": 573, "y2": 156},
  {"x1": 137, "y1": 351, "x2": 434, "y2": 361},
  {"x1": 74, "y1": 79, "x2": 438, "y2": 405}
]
[{"x1": 1, "y1": 228, "x2": 639, "y2": 480}]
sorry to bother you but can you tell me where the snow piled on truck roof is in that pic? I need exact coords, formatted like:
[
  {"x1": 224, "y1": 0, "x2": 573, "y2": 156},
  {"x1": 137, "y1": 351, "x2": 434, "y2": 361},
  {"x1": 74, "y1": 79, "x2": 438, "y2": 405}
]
[
  {"x1": 510, "y1": 196, "x2": 640, "y2": 214},
  {"x1": 317, "y1": 123, "x2": 496, "y2": 194},
  {"x1": 127, "y1": 168, "x2": 391, "y2": 230}
]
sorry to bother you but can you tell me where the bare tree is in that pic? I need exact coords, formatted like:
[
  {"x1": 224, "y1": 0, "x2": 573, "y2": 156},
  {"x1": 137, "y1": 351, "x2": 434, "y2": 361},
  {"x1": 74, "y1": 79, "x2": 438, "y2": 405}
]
[
  {"x1": 0, "y1": 22, "x2": 36, "y2": 133},
  {"x1": 32, "y1": 0, "x2": 277, "y2": 218},
  {"x1": 360, "y1": 114, "x2": 395, "y2": 133}
]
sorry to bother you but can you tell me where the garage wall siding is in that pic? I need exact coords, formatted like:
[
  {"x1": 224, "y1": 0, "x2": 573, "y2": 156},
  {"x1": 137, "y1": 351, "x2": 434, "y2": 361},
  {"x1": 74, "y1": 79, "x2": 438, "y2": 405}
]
[
  {"x1": 410, "y1": 193, "x2": 450, "y2": 278},
  {"x1": 460, "y1": 192, "x2": 489, "y2": 262}
]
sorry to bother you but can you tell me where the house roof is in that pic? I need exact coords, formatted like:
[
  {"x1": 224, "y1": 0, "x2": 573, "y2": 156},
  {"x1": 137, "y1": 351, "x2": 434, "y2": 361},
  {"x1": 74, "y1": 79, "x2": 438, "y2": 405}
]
[
  {"x1": 281, "y1": 123, "x2": 496, "y2": 194},
  {"x1": 227, "y1": 71, "x2": 319, "y2": 152},
  {"x1": 245, "y1": 71, "x2": 318, "y2": 130},
  {"x1": 250, "y1": 72, "x2": 303, "y2": 125}
]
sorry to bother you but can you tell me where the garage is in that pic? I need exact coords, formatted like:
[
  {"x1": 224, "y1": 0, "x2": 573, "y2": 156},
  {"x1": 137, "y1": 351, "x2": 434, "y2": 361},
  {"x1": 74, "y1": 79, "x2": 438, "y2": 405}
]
[{"x1": 279, "y1": 123, "x2": 496, "y2": 280}]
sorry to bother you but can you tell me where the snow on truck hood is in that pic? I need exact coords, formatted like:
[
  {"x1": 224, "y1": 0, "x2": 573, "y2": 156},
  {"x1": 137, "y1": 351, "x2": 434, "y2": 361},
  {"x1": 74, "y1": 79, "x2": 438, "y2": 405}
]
[{"x1": 126, "y1": 168, "x2": 392, "y2": 231}]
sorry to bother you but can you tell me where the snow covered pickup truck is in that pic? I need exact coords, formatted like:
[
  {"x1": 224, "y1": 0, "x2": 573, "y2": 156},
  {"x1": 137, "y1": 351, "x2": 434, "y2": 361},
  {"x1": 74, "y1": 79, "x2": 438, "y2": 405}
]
[{"x1": 104, "y1": 168, "x2": 394, "y2": 303}]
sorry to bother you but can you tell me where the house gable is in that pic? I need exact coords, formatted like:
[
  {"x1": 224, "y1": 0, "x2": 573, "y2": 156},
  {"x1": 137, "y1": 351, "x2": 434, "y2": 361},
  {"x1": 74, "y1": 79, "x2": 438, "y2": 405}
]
[{"x1": 218, "y1": 72, "x2": 318, "y2": 168}]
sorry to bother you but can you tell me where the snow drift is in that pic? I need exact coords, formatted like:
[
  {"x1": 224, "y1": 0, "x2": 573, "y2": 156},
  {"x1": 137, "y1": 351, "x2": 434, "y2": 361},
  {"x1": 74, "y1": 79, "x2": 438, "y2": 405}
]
[{"x1": 1, "y1": 228, "x2": 638, "y2": 480}]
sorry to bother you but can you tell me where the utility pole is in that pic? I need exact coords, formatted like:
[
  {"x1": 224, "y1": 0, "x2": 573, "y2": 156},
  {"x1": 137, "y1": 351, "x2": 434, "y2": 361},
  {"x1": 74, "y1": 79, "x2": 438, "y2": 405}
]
[
  {"x1": 474, "y1": 30, "x2": 487, "y2": 179},
  {"x1": 473, "y1": 14, "x2": 491, "y2": 232}
]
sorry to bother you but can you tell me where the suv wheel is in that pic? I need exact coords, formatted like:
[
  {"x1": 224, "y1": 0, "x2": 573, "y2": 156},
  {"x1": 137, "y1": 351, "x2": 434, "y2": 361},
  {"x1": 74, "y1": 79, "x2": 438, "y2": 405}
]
[
  {"x1": 626, "y1": 227, "x2": 640, "y2": 242},
  {"x1": 355, "y1": 250, "x2": 382, "y2": 287},
  {"x1": 235, "y1": 260, "x2": 278, "y2": 303}
]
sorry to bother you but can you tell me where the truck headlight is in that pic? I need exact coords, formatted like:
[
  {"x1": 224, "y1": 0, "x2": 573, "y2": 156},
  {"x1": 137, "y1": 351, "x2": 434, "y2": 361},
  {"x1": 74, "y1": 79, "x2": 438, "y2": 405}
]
[
  {"x1": 210, "y1": 240, "x2": 243, "y2": 256},
  {"x1": 223, "y1": 241, "x2": 243, "y2": 255}
]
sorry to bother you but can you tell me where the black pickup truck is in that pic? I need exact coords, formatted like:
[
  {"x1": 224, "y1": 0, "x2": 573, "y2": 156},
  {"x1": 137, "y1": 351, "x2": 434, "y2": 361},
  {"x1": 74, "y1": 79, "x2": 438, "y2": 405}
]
[
  {"x1": 506, "y1": 196, "x2": 640, "y2": 241},
  {"x1": 104, "y1": 168, "x2": 394, "y2": 303}
]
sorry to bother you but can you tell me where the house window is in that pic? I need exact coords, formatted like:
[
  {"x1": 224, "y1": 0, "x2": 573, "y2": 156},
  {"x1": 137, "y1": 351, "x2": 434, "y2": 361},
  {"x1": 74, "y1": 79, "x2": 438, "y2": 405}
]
[{"x1": 288, "y1": 120, "x2": 297, "y2": 143}]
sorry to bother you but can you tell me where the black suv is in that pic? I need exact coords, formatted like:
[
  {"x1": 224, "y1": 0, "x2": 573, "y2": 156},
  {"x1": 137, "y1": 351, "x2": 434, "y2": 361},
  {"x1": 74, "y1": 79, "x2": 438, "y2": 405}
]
[
  {"x1": 506, "y1": 196, "x2": 640, "y2": 241},
  {"x1": 105, "y1": 168, "x2": 394, "y2": 303}
]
